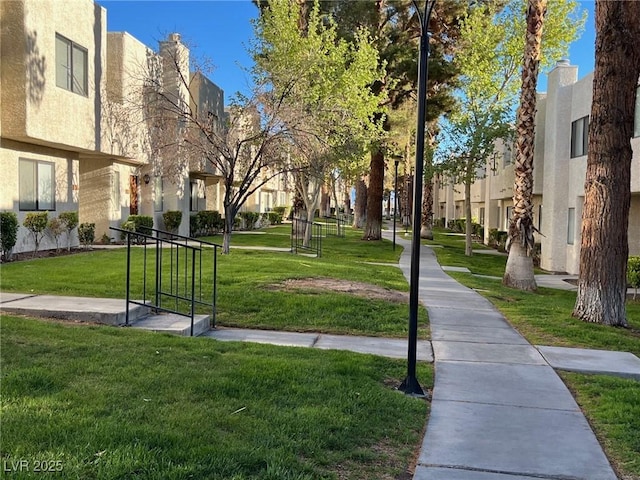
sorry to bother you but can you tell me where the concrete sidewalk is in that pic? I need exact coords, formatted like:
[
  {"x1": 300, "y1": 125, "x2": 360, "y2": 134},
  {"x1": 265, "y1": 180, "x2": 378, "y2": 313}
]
[{"x1": 385, "y1": 232, "x2": 626, "y2": 480}]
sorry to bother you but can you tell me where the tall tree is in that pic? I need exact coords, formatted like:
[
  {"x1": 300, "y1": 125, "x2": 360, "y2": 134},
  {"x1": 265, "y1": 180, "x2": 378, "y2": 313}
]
[
  {"x1": 437, "y1": 0, "x2": 584, "y2": 257},
  {"x1": 253, "y1": 0, "x2": 382, "y2": 243},
  {"x1": 503, "y1": 0, "x2": 547, "y2": 291},
  {"x1": 573, "y1": 0, "x2": 640, "y2": 326}
]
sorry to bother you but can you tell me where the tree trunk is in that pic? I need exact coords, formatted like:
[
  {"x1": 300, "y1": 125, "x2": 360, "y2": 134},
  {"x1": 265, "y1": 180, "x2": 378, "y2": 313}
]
[
  {"x1": 503, "y1": 0, "x2": 546, "y2": 291},
  {"x1": 420, "y1": 175, "x2": 434, "y2": 240},
  {"x1": 573, "y1": 0, "x2": 640, "y2": 326},
  {"x1": 320, "y1": 186, "x2": 331, "y2": 217},
  {"x1": 353, "y1": 178, "x2": 367, "y2": 228},
  {"x1": 464, "y1": 177, "x2": 473, "y2": 257},
  {"x1": 222, "y1": 204, "x2": 236, "y2": 255},
  {"x1": 363, "y1": 148, "x2": 384, "y2": 240}
]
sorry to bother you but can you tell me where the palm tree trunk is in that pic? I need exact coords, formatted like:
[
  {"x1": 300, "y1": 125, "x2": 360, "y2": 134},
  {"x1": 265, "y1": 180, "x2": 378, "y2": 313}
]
[
  {"x1": 503, "y1": 0, "x2": 547, "y2": 291},
  {"x1": 573, "y1": 0, "x2": 640, "y2": 326}
]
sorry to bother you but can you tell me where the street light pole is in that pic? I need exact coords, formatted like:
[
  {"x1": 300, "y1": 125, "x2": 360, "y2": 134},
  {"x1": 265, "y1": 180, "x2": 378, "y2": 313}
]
[
  {"x1": 399, "y1": 0, "x2": 435, "y2": 396},
  {"x1": 393, "y1": 157, "x2": 400, "y2": 251}
]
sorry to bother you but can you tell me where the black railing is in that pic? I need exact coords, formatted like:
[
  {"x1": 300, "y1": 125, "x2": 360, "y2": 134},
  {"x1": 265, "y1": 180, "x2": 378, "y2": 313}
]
[
  {"x1": 291, "y1": 217, "x2": 322, "y2": 257},
  {"x1": 110, "y1": 227, "x2": 221, "y2": 336},
  {"x1": 319, "y1": 214, "x2": 348, "y2": 238}
]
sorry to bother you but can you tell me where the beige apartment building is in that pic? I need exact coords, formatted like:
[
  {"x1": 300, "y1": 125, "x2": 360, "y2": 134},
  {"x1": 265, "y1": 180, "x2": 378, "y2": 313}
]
[
  {"x1": 436, "y1": 60, "x2": 640, "y2": 274},
  {"x1": 1, "y1": 0, "x2": 291, "y2": 253}
]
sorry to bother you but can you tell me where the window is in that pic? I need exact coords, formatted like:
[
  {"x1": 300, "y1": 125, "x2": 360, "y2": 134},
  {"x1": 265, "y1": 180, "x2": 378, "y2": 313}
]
[
  {"x1": 634, "y1": 85, "x2": 640, "y2": 138},
  {"x1": 19, "y1": 159, "x2": 55, "y2": 211},
  {"x1": 505, "y1": 206, "x2": 513, "y2": 230},
  {"x1": 154, "y1": 177, "x2": 163, "y2": 212},
  {"x1": 538, "y1": 205, "x2": 543, "y2": 231},
  {"x1": 503, "y1": 143, "x2": 512, "y2": 167},
  {"x1": 55, "y1": 34, "x2": 88, "y2": 95},
  {"x1": 567, "y1": 208, "x2": 575, "y2": 245},
  {"x1": 571, "y1": 116, "x2": 589, "y2": 158},
  {"x1": 479, "y1": 207, "x2": 485, "y2": 226}
]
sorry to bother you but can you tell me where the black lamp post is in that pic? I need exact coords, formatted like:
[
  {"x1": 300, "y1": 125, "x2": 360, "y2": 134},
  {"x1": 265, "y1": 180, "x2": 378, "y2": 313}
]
[
  {"x1": 393, "y1": 156, "x2": 400, "y2": 251},
  {"x1": 399, "y1": 0, "x2": 435, "y2": 396}
]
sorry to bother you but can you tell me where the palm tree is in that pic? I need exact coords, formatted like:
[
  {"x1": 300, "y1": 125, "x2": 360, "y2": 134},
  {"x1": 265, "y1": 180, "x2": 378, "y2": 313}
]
[
  {"x1": 573, "y1": 0, "x2": 640, "y2": 326},
  {"x1": 503, "y1": 0, "x2": 547, "y2": 291}
]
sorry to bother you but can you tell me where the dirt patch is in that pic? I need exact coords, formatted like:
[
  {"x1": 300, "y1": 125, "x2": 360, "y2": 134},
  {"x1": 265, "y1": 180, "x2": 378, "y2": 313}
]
[{"x1": 269, "y1": 277, "x2": 409, "y2": 304}]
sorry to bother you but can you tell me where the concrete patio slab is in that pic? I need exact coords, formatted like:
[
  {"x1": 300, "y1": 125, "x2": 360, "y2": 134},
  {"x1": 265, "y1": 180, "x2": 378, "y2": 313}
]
[
  {"x1": 430, "y1": 325, "x2": 528, "y2": 344},
  {"x1": 432, "y1": 361, "x2": 579, "y2": 410},
  {"x1": 538, "y1": 345, "x2": 640, "y2": 380},
  {"x1": 206, "y1": 328, "x2": 318, "y2": 348},
  {"x1": 0, "y1": 294, "x2": 148, "y2": 325},
  {"x1": 432, "y1": 341, "x2": 547, "y2": 365},
  {"x1": 418, "y1": 400, "x2": 617, "y2": 480},
  {"x1": 314, "y1": 334, "x2": 433, "y2": 361}
]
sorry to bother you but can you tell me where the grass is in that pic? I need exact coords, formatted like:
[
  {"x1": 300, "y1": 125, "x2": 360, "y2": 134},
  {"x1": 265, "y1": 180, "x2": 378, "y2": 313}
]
[
  {"x1": 1, "y1": 315, "x2": 432, "y2": 479},
  {"x1": 3, "y1": 223, "x2": 639, "y2": 478},
  {"x1": 426, "y1": 228, "x2": 640, "y2": 479},
  {"x1": 560, "y1": 373, "x2": 640, "y2": 479},
  {"x1": 0, "y1": 226, "x2": 425, "y2": 337}
]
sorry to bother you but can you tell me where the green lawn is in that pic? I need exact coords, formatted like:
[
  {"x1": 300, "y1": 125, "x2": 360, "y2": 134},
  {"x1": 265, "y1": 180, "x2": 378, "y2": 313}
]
[
  {"x1": 1, "y1": 315, "x2": 431, "y2": 479},
  {"x1": 0, "y1": 227, "x2": 424, "y2": 338},
  {"x1": 2, "y1": 224, "x2": 639, "y2": 479}
]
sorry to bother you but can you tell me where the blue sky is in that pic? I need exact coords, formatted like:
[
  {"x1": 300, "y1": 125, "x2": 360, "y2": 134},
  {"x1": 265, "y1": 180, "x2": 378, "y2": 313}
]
[{"x1": 98, "y1": 0, "x2": 596, "y2": 102}]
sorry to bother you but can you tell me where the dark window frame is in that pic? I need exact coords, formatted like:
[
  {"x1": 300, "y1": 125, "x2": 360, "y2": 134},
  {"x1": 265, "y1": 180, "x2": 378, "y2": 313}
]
[
  {"x1": 55, "y1": 33, "x2": 88, "y2": 96},
  {"x1": 570, "y1": 116, "x2": 589, "y2": 158},
  {"x1": 19, "y1": 158, "x2": 56, "y2": 211}
]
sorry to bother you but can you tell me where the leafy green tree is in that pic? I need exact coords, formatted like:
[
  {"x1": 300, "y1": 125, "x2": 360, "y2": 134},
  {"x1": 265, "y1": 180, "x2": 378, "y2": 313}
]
[
  {"x1": 437, "y1": 0, "x2": 584, "y2": 257},
  {"x1": 58, "y1": 211, "x2": 78, "y2": 251},
  {"x1": 23, "y1": 212, "x2": 48, "y2": 256},
  {"x1": 47, "y1": 217, "x2": 65, "y2": 252},
  {"x1": 253, "y1": 0, "x2": 383, "y2": 245}
]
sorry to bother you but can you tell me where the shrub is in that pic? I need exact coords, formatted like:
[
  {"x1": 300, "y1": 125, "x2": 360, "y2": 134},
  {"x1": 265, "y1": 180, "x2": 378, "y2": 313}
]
[
  {"x1": 197, "y1": 210, "x2": 223, "y2": 236},
  {"x1": 190, "y1": 214, "x2": 201, "y2": 237},
  {"x1": 127, "y1": 215, "x2": 153, "y2": 236},
  {"x1": 58, "y1": 211, "x2": 78, "y2": 251},
  {"x1": 628, "y1": 256, "x2": 640, "y2": 300},
  {"x1": 78, "y1": 223, "x2": 95, "y2": 249},
  {"x1": 121, "y1": 215, "x2": 153, "y2": 243},
  {"x1": 272, "y1": 206, "x2": 287, "y2": 216},
  {"x1": 23, "y1": 212, "x2": 48, "y2": 255},
  {"x1": 239, "y1": 211, "x2": 260, "y2": 230},
  {"x1": 47, "y1": 217, "x2": 65, "y2": 252},
  {"x1": 0, "y1": 211, "x2": 19, "y2": 261},
  {"x1": 268, "y1": 212, "x2": 283, "y2": 225},
  {"x1": 163, "y1": 210, "x2": 182, "y2": 233}
]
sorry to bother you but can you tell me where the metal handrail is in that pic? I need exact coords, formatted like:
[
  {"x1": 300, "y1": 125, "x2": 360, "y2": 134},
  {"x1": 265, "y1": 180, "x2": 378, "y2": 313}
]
[
  {"x1": 110, "y1": 227, "x2": 221, "y2": 336},
  {"x1": 291, "y1": 217, "x2": 322, "y2": 257}
]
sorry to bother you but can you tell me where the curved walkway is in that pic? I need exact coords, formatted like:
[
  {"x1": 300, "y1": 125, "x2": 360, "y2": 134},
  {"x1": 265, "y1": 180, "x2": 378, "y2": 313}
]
[{"x1": 386, "y1": 232, "x2": 618, "y2": 480}]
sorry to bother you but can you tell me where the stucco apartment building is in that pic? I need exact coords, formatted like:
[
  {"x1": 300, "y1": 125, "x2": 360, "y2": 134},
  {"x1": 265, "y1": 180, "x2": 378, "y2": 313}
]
[
  {"x1": 1, "y1": 0, "x2": 290, "y2": 253},
  {"x1": 436, "y1": 60, "x2": 640, "y2": 275}
]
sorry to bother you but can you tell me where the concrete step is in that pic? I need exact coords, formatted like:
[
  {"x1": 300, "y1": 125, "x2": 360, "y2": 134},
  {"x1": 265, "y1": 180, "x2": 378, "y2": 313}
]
[
  {"x1": 130, "y1": 313, "x2": 210, "y2": 336},
  {"x1": 0, "y1": 294, "x2": 149, "y2": 326}
]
